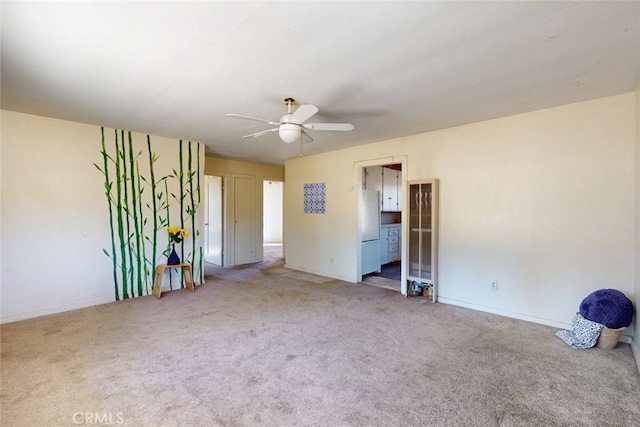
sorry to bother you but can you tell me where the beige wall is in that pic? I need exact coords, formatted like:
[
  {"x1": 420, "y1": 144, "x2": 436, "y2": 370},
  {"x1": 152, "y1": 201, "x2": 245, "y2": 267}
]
[
  {"x1": 205, "y1": 157, "x2": 284, "y2": 180},
  {"x1": 1, "y1": 110, "x2": 205, "y2": 322},
  {"x1": 285, "y1": 94, "x2": 636, "y2": 345},
  {"x1": 204, "y1": 156, "x2": 284, "y2": 265}
]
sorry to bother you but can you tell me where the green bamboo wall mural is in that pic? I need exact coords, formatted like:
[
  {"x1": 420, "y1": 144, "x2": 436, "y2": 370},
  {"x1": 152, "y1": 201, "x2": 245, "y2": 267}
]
[
  {"x1": 135, "y1": 160, "x2": 149, "y2": 295},
  {"x1": 164, "y1": 178, "x2": 174, "y2": 291},
  {"x1": 188, "y1": 141, "x2": 196, "y2": 272},
  {"x1": 168, "y1": 140, "x2": 187, "y2": 289},
  {"x1": 120, "y1": 130, "x2": 134, "y2": 298},
  {"x1": 96, "y1": 128, "x2": 120, "y2": 301},
  {"x1": 96, "y1": 128, "x2": 204, "y2": 300},
  {"x1": 126, "y1": 131, "x2": 143, "y2": 297},
  {"x1": 178, "y1": 140, "x2": 185, "y2": 288},
  {"x1": 114, "y1": 130, "x2": 129, "y2": 299},
  {"x1": 145, "y1": 135, "x2": 159, "y2": 276},
  {"x1": 186, "y1": 140, "x2": 203, "y2": 281}
]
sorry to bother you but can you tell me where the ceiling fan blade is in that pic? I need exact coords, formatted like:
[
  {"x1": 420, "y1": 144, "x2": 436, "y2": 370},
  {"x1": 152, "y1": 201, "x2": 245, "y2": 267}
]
[
  {"x1": 301, "y1": 129, "x2": 314, "y2": 144},
  {"x1": 226, "y1": 114, "x2": 279, "y2": 126},
  {"x1": 242, "y1": 128, "x2": 278, "y2": 139},
  {"x1": 303, "y1": 122, "x2": 355, "y2": 131},
  {"x1": 288, "y1": 104, "x2": 318, "y2": 124}
]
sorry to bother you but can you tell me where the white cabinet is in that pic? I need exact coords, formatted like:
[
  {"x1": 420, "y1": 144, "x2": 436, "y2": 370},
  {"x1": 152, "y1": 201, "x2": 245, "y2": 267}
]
[
  {"x1": 387, "y1": 226, "x2": 400, "y2": 262},
  {"x1": 380, "y1": 227, "x2": 389, "y2": 265},
  {"x1": 382, "y1": 168, "x2": 400, "y2": 212},
  {"x1": 365, "y1": 165, "x2": 401, "y2": 212},
  {"x1": 406, "y1": 180, "x2": 438, "y2": 301},
  {"x1": 380, "y1": 225, "x2": 401, "y2": 265}
]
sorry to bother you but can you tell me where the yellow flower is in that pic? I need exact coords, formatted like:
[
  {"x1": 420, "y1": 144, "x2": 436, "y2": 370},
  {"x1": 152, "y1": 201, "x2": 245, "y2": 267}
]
[{"x1": 168, "y1": 226, "x2": 188, "y2": 243}]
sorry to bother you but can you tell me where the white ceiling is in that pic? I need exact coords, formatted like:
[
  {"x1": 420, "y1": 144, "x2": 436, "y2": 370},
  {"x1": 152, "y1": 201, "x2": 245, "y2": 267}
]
[{"x1": 2, "y1": 1, "x2": 639, "y2": 166}]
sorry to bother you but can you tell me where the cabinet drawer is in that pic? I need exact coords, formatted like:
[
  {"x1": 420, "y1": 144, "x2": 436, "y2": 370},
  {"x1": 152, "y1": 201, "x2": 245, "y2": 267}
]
[
  {"x1": 388, "y1": 243, "x2": 399, "y2": 253},
  {"x1": 388, "y1": 227, "x2": 399, "y2": 236},
  {"x1": 388, "y1": 235, "x2": 398, "y2": 244}
]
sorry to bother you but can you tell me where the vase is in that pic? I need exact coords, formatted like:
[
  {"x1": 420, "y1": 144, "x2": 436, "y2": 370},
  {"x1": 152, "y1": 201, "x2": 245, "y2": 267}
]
[{"x1": 168, "y1": 244, "x2": 180, "y2": 265}]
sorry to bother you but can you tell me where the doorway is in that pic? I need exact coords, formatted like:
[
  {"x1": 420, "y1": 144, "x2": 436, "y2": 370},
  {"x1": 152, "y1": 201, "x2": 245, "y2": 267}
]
[
  {"x1": 360, "y1": 163, "x2": 403, "y2": 292},
  {"x1": 263, "y1": 180, "x2": 283, "y2": 261},
  {"x1": 204, "y1": 175, "x2": 224, "y2": 266}
]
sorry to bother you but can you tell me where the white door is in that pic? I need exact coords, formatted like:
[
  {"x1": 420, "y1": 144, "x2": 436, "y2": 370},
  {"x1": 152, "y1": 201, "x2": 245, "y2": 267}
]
[
  {"x1": 204, "y1": 175, "x2": 223, "y2": 265},
  {"x1": 234, "y1": 175, "x2": 255, "y2": 265}
]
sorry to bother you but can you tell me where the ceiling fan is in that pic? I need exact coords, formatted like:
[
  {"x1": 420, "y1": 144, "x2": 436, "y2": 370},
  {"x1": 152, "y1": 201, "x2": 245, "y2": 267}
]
[{"x1": 226, "y1": 97, "x2": 354, "y2": 144}]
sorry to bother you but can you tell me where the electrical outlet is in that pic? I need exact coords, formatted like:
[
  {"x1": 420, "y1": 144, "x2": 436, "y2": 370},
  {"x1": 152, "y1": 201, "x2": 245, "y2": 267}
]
[{"x1": 491, "y1": 280, "x2": 498, "y2": 290}]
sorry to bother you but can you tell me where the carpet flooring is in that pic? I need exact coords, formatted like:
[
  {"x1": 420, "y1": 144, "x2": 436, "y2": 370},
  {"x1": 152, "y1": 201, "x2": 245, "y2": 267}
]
[{"x1": 1, "y1": 256, "x2": 639, "y2": 426}]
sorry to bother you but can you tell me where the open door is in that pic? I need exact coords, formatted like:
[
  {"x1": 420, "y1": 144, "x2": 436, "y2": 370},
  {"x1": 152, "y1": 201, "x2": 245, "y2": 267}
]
[{"x1": 204, "y1": 175, "x2": 223, "y2": 265}]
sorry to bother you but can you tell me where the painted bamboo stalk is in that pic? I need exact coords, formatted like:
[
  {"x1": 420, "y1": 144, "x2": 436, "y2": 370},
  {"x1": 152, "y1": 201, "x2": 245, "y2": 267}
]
[
  {"x1": 188, "y1": 141, "x2": 196, "y2": 270},
  {"x1": 114, "y1": 130, "x2": 129, "y2": 299},
  {"x1": 126, "y1": 131, "x2": 143, "y2": 297},
  {"x1": 180, "y1": 141, "x2": 185, "y2": 288},
  {"x1": 135, "y1": 160, "x2": 149, "y2": 295},
  {"x1": 199, "y1": 246, "x2": 204, "y2": 284},
  {"x1": 185, "y1": 141, "x2": 203, "y2": 283},
  {"x1": 164, "y1": 179, "x2": 174, "y2": 290},
  {"x1": 145, "y1": 135, "x2": 158, "y2": 286},
  {"x1": 96, "y1": 127, "x2": 120, "y2": 301},
  {"x1": 119, "y1": 130, "x2": 135, "y2": 298},
  {"x1": 179, "y1": 140, "x2": 185, "y2": 288},
  {"x1": 197, "y1": 143, "x2": 203, "y2": 283}
]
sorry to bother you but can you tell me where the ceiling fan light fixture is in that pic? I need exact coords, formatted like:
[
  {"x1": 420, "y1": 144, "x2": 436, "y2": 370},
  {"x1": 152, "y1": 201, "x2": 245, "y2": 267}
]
[
  {"x1": 227, "y1": 98, "x2": 354, "y2": 144},
  {"x1": 279, "y1": 123, "x2": 301, "y2": 144}
]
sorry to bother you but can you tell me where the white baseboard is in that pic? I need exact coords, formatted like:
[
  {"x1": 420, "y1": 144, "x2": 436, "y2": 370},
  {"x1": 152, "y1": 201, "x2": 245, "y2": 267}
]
[
  {"x1": 2, "y1": 280, "x2": 207, "y2": 325},
  {"x1": 437, "y1": 296, "x2": 633, "y2": 344},
  {"x1": 1, "y1": 295, "x2": 114, "y2": 325},
  {"x1": 283, "y1": 263, "x2": 356, "y2": 283},
  {"x1": 633, "y1": 340, "x2": 640, "y2": 373}
]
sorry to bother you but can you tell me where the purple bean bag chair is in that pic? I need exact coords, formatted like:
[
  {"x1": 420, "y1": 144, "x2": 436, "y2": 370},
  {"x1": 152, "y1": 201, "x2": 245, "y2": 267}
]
[{"x1": 579, "y1": 289, "x2": 634, "y2": 329}]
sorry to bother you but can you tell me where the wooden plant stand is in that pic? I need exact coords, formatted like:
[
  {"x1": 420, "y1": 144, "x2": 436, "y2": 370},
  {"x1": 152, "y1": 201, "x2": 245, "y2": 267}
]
[{"x1": 152, "y1": 263, "x2": 195, "y2": 299}]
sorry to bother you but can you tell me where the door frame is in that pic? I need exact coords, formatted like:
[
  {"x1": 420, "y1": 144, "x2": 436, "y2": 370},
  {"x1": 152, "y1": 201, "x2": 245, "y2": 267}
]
[{"x1": 354, "y1": 156, "x2": 408, "y2": 294}]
